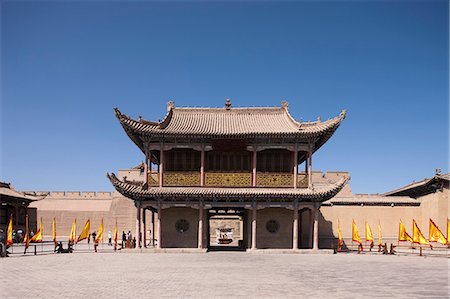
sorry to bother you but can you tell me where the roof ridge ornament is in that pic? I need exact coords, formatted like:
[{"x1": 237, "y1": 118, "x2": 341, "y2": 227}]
[
  {"x1": 225, "y1": 98, "x2": 231, "y2": 110},
  {"x1": 167, "y1": 100, "x2": 175, "y2": 112},
  {"x1": 281, "y1": 100, "x2": 289, "y2": 109}
]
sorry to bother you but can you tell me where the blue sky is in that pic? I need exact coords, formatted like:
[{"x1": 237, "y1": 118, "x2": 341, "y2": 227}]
[{"x1": 1, "y1": 1, "x2": 448, "y2": 193}]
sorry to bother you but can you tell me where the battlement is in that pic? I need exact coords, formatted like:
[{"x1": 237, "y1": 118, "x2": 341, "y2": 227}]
[{"x1": 23, "y1": 191, "x2": 114, "y2": 199}]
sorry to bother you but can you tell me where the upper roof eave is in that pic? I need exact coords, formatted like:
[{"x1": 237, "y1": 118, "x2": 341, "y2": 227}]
[{"x1": 113, "y1": 105, "x2": 346, "y2": 142}]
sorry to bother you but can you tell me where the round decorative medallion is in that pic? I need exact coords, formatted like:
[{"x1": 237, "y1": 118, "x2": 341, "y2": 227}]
[
  {"x1": 175, "y1": 219, "x2": 190, "y2": 233},
  {"x1": 266, "y1": 219, "x2": 280, "y2": 234}
]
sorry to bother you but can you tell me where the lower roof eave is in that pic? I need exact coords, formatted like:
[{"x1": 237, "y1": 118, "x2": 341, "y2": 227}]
[{"x1": 107, "y1": 173, "x2": 349, "y2": 204}]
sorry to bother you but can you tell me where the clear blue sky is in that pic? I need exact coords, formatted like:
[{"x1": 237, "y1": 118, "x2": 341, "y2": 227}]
[{"x1": 1, "y1": 1, "x2": 448, "y2": 194}]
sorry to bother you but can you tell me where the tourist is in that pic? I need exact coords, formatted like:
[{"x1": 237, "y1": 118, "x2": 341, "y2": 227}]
[
  {"x1": 122, "y1": 231, "x2": 126, "y2": 248},
  {"x1": 92, "y1": 231, "x2": 97, "y2": 244},
  {"x1": 108, "y1": 231, "x2": 112, "y2": 246},
  {"x1": 88, "y1": 233, "x2": 91, "y2": 244}
]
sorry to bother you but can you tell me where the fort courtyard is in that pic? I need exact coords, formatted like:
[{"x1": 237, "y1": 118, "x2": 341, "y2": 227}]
[{"x1": 1, "y1": 252, "x2": 448, "y2": 298}]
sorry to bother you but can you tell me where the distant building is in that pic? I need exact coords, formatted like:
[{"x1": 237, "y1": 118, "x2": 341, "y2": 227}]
[{"x1": 0, "y1": 182, "x2": 40, "y2": 237}]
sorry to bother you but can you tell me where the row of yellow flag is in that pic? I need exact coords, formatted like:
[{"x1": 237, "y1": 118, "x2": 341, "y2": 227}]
[
  {"x1": 5, "y1": 216, "x2": 119, "y2": 249},
  {"x1": 337, "y1": 218, "x2": 450, "y2": 246},
  {"x1": 398, "y1": 218, "x2": 449, "y2": 245}
]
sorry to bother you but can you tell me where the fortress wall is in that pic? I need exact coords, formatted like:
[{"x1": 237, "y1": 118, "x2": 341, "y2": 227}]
[
  {"x1": 417, "y1": 187, "x2": 449, "y2": 236},
  {"x1": 29, "y1": 192, "x2": 137, "y2": 239}
]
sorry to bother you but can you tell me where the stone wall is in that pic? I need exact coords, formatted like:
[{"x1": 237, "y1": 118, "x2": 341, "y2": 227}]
[{"x1": 160, "y1": 207, "x2": 198, "y2": 248}]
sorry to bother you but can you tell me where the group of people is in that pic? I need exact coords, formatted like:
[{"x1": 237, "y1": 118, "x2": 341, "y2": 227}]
[{"x1": 121, "y1": 231, "x2": 136, "y2": 249}]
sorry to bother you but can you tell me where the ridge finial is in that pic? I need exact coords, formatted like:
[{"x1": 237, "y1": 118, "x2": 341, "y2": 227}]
[{"x1": 225, "y1": 98, "x2": 231, "y2": 110}]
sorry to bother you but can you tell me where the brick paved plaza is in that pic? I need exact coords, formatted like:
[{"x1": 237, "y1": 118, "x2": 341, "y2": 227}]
[{"x1": 1, "y1": 251, "x2": 448, "y2": 298}]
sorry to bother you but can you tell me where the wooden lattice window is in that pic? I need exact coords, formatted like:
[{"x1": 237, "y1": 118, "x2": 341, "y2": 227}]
[{"x1": 165, "y1": 149, "x2": 200, "y2": 171}]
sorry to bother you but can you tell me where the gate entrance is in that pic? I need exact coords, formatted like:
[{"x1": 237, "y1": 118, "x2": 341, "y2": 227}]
[{"x1": 208, "y1": 208, "x2": 247, "y2": 251}]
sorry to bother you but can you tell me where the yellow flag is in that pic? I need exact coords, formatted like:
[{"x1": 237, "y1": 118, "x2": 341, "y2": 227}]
[
  {"x1": 399, "y1": 220, "x2": 413, "y2": 242},
  {"x1": 337, "y1": 220, "x2": 343, "y2": 245},
  {"x1": 30, "y1": 217, "x2": 43, "y2": 243},
  {"x1": 447, "y1": 218, "x2": 450, "y2": 244},
  {"x1": 377, "y1": 222, "x2": 383, "y2": 246},
  {"x1": 69, "y1": 218, "x2": 77, "y2": 243},
  {"x1": 365, "y1": 221, "x2": 374, "y2": 242},
  {"x1": 413, "y1": 220, "x2": 428, "y2": 245},
  {"x1": 23, "y1": 214, "x2": 30, "y2": 250},
  {"x1": 113, "y1": 220, "x2": 118, "y2": 245},
  {"x1": 77, "y1": 219, "x2": 91, "y2": 243},
  {"x1": 6, "y1": 216, "x2": 13, "y2": 247},
  {"x1": 352, "y1": 220, "x2": 362, "y2": 244},
  {"x1": 52, "y1": 217, "x2": 57, "y2": 245},
  {"x1": 429, "y1": 219, "x2": 447, "y2": 245},
  {"x1": 95, "y1": 218, "x2": 103, "y2": 243}
]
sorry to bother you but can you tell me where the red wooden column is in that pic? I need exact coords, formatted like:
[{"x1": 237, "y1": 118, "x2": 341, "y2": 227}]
[
  {"x1": 144, "y1": 148, "x2": 149, "y2": 186},
  {"x1": 142, "y1": 208, "x2": 147, "y2": 247},
  {"x1": 313, "y1": 206, "x2": 319, "y2": 250},
  {"x1": 251, "y1": 205, "x2": 257, "y2": 250},
  {"x1": 151, "y1": 210, "x2": 155, "y2": 247},
  {"x1": 157, "y1": 203, "x2": 162, "y2": 249},
  {"x1": 200, "y1": 148, "x2": 205, "y2": 187},
  {"x1": 198, "y1": 205, "x2": 204, "y2": 249},
  {"x1": 293, "y1": 146, "x2": 298, "y2": 189},
  {"x1": 159, "y1": 147, "x2": 164, "y2": 187},
  {"x1": 293, "y1": 204, "x2": 299, "y2": 250},
  {"x1": 308, "y1": 149, "x2": 313, "y2": 189},
  {"x1": 135, "y1": 204, "x2": 141, "y2": 248},
  {"x1": 252, "y1": 148, "x2": 257, "y2": 187}
]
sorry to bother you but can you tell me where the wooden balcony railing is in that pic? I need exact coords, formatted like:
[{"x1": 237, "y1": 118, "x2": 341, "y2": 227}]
[
  {"x1": 148, "y1": 173, "x2": 159, "y2": 186},
  {"x1": 205, "y1": 172, "x2": 252, "y2": 187},
  {"x1": 298, "y1": 173, "x2": 308, "y2": 188},
  {"x1": 147, "y1": 171, "x2": 310, "y2": 188},
  {"x1": 256, "y1": 173, "x2": 293, "y2": 187}
]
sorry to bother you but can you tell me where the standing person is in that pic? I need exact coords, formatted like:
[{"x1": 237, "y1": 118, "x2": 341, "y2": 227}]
[
  {"x1": 88, "y1": 233, "x2": 91, "y2": 244},
  {"x1": 91, "y1": 231, "x2": 97, "y2": 244},
  {"x1": 108, "y1": 231, "x2": 112, "y2": 246},
  {"x1": 122, "y1": 231, "x2": 126, "y2": 248}
]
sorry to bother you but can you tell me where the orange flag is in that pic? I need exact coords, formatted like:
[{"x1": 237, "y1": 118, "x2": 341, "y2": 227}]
[
  {"x1": 337, "y1": 220, "x2": 343, "y2": 246},
  {"x1": 413, "y1": 220, "x2": 428, "y2": 245},
  {"x1": 352, "y1": 220, "x2": 362, "y2": 244},
  {"x1": 365, "y1": 221, "x2": 374, "y2": 242},
  {"x1": 52, "y1": 217, "x2": 57, "y2": 246},
  {"x1": 399, "y1": 220, "x2": 413, "y2": 242},
  {"x1": 429, "y1": 219, "x2": 446, "y2": 245},
  {"x1": 95, "y1": 218, "x2": 103, "y2": 243},
  {"x1": 6, "y1": 215, "x2": 13, "y2": 247},
  {"x1": 30, "y1": 217, "x2": 43, "y2": 243},
  {"x1": 77, "y1": 219, "x2": 91, "y2": 243},
  {"x1": 23, "y1": 215, "x2": 30, "y2": 251}
]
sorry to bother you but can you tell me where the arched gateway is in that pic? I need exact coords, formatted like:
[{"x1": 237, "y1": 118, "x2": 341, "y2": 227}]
[{"x1": 107, "y1": 100, "x2": 348, "y2": 251}]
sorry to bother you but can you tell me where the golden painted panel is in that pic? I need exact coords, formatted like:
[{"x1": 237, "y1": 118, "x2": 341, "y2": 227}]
[
  {"x1": 163, "y1": 172, "x2": 201, "y2": 186},
  {"x1": 205, "y1": 172, "x2": 252, "y2": 187},
  {"x1": 298, "y1": 174, "x2": 309, "y2": 188},
  {"x1": 256, "y1": 173, "x2": 293, "y2": 187},
  {"x1": 148, "y1": 173, "x2": 159, "y2": 186}
]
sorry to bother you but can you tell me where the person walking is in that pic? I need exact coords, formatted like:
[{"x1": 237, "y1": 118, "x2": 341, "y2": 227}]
[
  {"x1": 108, "y1": 231, "x2": 112, "y2": 246},
  {"x1": 122, "y1": 231, "x2": 126, "y2": 248}
]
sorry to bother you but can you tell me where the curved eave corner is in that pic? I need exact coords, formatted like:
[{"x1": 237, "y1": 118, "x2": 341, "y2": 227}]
[
  {"x1": 107, "y1": 173, "x2": 349, "y2": 203},
  {"x1": 310, "y1": 109, "x2": 346, "y2": 156}
]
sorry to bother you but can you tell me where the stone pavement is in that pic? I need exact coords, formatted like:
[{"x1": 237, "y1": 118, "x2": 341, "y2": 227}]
[{"x1": 0, "y1": 250, "x2": 448, "y2": 298}]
